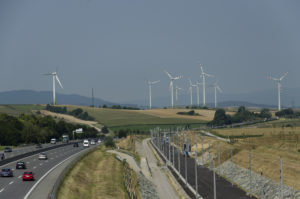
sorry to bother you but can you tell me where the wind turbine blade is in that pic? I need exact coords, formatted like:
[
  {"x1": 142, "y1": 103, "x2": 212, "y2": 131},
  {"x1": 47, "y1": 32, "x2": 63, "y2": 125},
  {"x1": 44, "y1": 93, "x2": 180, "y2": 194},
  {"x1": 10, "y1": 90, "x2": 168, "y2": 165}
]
[
  {"x1": 268, "y1": 76, "x2": 279, "y2": 81},
  {"x1": 279, "y1": 72, "x2": 288, "y2": 81},
  {"x1": 164, "y1": 70, "x2": 172, "y2": 79},
  {"x1": 173, "y1": 75, "x2": 183, "y2": 80},
  {"x1": 56, "y1": 75, "x2": 63, "y2": 89},
  {"x1": 205, "y1": 73, "x2": 214, "y2": 78},
  {"x1": 169, "y1": 81, "x2": 173, "y2": 91},
  {"x1": 152, "y1": 80, "x2": 160, "y2": 84},
  {"x1": 200, "y1": 64, "x2": 204, "y2": 74},
  {"x1": 188, "y1": 78, "x2": 192, "y2": 85},
  {"x1": 217, "y1": 86, "x2": 222, "y2": 93},
  {"x1": 43, "y1": 73, "x2": 53, "y2": 76}
]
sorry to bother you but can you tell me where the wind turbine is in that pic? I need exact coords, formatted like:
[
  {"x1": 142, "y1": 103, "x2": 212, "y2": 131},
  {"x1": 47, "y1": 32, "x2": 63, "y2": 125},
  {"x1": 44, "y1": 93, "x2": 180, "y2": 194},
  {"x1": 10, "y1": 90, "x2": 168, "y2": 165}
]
[
  {"x1": 175, "y1": 86, "x2": 183, "y2": 106},
  {"x1": 188, "y1": 79, "x2": 197, "y2": 107},
  {"x1": 165, "y1": 71, "x2": 183, "y2": 108},
  {"x1": 44, "y1": 71, "x2": 63, "y2": 105},
  {"x1": 211, "y1": 82, "x2": 222, "y2": 108},
  {"x1": 196, "y1": 81, "x2": 202, "y2": 107},
  {"x1": 269, "y1": 72, "x2": 288, "y2": 111},
  {"x1": 200, "y1": 64, "x2": 214, "y2": 107},
  {"x1": 148, "y1": 80, "x2": 160, "y2": 109}
]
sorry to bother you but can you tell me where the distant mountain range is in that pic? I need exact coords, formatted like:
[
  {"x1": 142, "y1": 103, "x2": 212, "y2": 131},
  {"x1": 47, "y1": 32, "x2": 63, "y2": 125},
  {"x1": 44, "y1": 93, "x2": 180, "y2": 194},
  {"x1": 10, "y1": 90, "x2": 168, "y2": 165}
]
[
  {"x1": 0, "y1": 88, "x2": 299, "y2": 109},
  {"x1": 0, "y1": 90, "x2": 116, "y2": 107},
  {"x1": 127, "y1": 87, "x2": 300, "y2": 109}
]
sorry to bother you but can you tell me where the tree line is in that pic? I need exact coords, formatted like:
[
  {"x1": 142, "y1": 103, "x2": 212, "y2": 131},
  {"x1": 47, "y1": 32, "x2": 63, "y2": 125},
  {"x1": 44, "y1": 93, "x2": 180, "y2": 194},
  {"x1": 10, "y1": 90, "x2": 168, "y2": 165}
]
[
  {"x1": 0, "y1": 113, "x2": 98, "y2": 146},
  {"x1": 46, "y1": 104, "x2": 94, "y2": 121},
  {"x1": 209, "y1": 106, "x2": 272, "y2": 126}
]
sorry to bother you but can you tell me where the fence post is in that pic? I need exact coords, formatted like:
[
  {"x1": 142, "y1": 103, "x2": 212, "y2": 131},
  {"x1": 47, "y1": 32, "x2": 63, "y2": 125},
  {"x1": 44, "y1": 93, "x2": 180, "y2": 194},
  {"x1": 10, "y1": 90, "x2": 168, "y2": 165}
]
[
  {"x1": 231, "y1": 145, "x2": 233, "y2": 186},
  {"x1": 195, "y1": 142, "x2": 198, "y2": 198},
  {"x1": 178, "y1": 133, "x2": 181, "y2": 176},
  {"x1": 249, "y1": 150, "x2": 252, "y2": 197},
  {"x1": 280, "y1": 157, "x2": 283, "y2": 199},
  {"x1": 201, "y1": 136, "x2": 204, "y2": 164},
  {"x1": 260, "y1": 171, "x2": 264, "y2": 199},
  {"x1": 218, "y1": 143, "x2": 220, "y2": 175},
  {"x1": 168, "y1": 132, "x2": 171, "y2": 164},
  {"x1": 185, "y1": 135, "x2": 188, "y2": 185},
  {"x1": 213, "y1": 160, "x2": 216, "y2": 199}
]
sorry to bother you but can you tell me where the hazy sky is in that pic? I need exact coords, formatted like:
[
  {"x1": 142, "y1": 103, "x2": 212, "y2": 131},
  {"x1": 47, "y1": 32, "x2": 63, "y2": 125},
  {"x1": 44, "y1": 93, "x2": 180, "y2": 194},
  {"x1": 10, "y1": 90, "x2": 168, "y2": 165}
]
[{"x1": 0, "y1": 0, "x2": 300, "y2": 103}]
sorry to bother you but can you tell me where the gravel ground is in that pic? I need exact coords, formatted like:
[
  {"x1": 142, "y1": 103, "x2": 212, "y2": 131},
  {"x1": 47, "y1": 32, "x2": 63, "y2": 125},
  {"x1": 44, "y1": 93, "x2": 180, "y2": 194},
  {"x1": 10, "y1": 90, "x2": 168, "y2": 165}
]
[
  {"x1": 138, "y1": 173, "x2": 160, "y2": 199},
  {"x1": 218, "y1": 161, "x2": 300, "y2": 199}
]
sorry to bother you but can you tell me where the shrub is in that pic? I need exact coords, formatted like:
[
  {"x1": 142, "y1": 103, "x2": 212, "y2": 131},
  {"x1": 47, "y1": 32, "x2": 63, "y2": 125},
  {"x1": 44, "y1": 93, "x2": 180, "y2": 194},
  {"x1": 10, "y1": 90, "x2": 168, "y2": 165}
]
[{"x1": 104, "y1": 136, "x2": 115, "y2": 147}]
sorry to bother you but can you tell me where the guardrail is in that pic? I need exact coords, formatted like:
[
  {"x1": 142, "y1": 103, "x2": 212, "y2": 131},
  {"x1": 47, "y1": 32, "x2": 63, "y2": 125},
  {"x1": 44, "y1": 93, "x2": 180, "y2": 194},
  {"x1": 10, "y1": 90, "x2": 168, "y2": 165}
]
[{"x1": 0, "y1": 141, "x2": 78, "y2": 166}]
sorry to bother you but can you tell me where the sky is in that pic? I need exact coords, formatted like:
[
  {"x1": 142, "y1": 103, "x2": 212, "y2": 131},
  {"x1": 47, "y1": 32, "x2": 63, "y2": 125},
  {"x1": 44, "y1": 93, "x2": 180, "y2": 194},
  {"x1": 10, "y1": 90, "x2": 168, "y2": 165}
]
[{"x1": 0, "y1": 0, "x2": 300, "y2": 104}]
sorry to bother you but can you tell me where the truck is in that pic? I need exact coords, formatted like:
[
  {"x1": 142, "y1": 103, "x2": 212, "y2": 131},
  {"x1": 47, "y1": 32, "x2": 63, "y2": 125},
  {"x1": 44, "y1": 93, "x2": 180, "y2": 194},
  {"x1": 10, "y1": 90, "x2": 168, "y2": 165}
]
[{"x1": 62, "y1": 135, "x2": 69, "y2": 143}]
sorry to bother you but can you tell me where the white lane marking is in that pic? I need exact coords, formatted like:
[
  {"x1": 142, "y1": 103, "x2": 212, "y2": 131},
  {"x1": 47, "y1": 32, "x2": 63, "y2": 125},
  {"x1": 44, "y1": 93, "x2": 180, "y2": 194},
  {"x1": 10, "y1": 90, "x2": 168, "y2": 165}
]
[
  {"x1": 33, "y1": 159, "x2": 36, "y2": 161},
  {"x1": 27, "y1": 162, "x2": 30, "y2": 164},
  {"x1": 39, "y1": 163, "x2": 43, "y2": 166},
  {"x1": 50, "y1": 158, "x2": 54, "y2": 160},
  {"x1": 9, "y1": 181, "x2": 14, "y2": 185},
  {"x1": 24, "y1": 147, "x2": 90, "y2": 199},
  {"x1": 0, "y1": 188, "x2": 4, "y2": 193},
  {"x1": 18, "y1": 175, "x2": 22, "y2": 178},
  {"x1": 33, "y1": 166, "x2": 37, "y2": 169}
]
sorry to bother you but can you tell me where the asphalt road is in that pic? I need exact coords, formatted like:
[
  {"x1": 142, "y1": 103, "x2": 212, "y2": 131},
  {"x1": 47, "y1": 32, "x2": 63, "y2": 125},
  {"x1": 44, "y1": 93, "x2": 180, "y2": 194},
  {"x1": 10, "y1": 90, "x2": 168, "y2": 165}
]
[
  {"x1": 0, "y1": 142, "x2": 96, "y2": 199},
  {"x1": 1, "y1": 142, "x2": 64, "y2": 160}
]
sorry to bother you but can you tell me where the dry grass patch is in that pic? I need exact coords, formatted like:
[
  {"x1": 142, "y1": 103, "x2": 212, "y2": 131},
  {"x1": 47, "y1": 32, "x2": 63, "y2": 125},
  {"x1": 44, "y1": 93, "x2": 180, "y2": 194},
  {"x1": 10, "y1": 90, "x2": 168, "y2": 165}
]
[{"x1": 57, "y1": 147, "x2": 128, "y2": 199}]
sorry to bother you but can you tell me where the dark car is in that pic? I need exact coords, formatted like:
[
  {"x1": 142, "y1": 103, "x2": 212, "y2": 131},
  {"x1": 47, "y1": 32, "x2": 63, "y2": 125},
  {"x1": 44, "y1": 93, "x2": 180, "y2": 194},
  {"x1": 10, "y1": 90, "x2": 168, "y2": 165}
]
[
  {"x1": 16, "y1": 161, "x2": 26, "y2": 169},
  {"x1": 1, "y1": 168, "x2": 13, "y2": 177},
  {"x1": 4, "y1": 147, "x2": 12, "y2": 153},
  {"x1": 0, "y1": 153, "x2": 5, "y2": 160},
  {"x1": 35, "y1": 144, "x2": 42, "y2": 149},
  {"x1": 73, "y1": 142, "x2": 79, "y2": 147},
  {"x1": 22, "y1": 171, "x2": 34, "y2": 181}
]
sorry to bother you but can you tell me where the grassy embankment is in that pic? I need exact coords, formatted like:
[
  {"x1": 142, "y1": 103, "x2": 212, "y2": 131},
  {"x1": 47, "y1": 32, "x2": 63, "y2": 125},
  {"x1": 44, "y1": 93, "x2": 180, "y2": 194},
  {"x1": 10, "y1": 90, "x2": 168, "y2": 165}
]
[
  {"x1": 0, "y1": 104, "x2": 44, "y2": 116},
  {"x1": 57, "y1": 146, "x2": 130, "y2": 199},
  {"x1": 178, "y1": 119, "x2": 300, "y2": 190}
]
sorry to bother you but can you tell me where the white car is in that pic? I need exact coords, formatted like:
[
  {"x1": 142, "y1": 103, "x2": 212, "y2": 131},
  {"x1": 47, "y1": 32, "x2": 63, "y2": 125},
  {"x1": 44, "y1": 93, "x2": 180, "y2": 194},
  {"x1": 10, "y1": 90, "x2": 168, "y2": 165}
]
[
  {"x1": 50, "y1": 138, "x2": 56, "y2": 144},
  {"x1": 83, "y1": 140, "x2": 89, "y2": 147},
  {"x1": 90, "y1": 140, "x2": 96, "y2": 145},
  {"x1": 38, "y1": 153, "x2": 47, "y2": 160},
  {"x1": 97, "y1": 139, "x2": 102, "y2": 144}
]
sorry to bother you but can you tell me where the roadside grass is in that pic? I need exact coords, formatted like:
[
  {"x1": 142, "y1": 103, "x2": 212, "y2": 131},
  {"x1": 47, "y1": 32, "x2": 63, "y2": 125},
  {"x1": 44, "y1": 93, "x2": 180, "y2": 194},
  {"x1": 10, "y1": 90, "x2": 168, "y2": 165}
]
[
  {"x1": 57, "y1": 146, "x2": 128, "y2": 199},
  {"x1": 116, "y1": 135, "x2": 142, "y2": 164},
  {"x1": 0, "y1": 104, "x2": 45, "y2": 116}
]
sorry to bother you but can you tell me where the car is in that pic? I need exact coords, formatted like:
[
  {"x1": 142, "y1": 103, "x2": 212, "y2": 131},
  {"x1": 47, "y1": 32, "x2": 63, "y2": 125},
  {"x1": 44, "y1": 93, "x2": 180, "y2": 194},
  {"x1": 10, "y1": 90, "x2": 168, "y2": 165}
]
[
  {"x1": 38, "y1": 152, "x2": 47, "y2": 160},
  {"x1": 22, "y1": 171, "x2": 34, "y2": 181},
  {"x1": 73, "y1": 142, "x2": 79, "y2": 147},
  {"x1": 36, "y1": 144, "x2": 42, "y2": 149},
  {"x1": 90, "y1": 140, "x2": 96, "y2": 145},
  {"x1": 4, "y1": 147, "x2": 12, "y2": 153},
  {"x1": 16, "y1": 161, "x2": 26, "y2": 169},
  {"x1": 83, "y1": 140, "x2": 89, "y2": 147},
  {"x1": 50, "y1": 138, "x2": 56, "y2": 144},
  {"x1": 0, "y1": 153, "x2": 5, "y2": 160},
  {"x1": 97, "y1": 139, "x2": 102, "y2": 144},
  {"x1": 1, "y1": 168, "x2": 13, "y2": 177}
]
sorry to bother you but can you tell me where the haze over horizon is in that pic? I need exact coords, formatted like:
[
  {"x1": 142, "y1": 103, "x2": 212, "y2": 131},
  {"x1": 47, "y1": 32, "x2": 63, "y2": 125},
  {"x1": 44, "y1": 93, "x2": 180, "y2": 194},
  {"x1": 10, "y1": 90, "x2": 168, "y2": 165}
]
[{"x1": 1, "y1": 0, "x2": 300, "y2": 105}]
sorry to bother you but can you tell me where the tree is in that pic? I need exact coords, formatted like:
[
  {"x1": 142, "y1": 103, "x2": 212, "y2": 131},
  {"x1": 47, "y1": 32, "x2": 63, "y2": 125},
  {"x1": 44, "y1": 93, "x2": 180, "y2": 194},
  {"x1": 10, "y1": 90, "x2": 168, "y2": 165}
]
[
  {"x1": 101, "y1": 126, "x2": 109, "y2": 134},
  {"x1": 260, "y1": 108, "x2": 272, "y2": 119},
  {"x1": 210, "y1": 108, "x2": 231, "y2": 126},
  {"x1": 104, "y1": 136, "x2": 115, "y2": 147}
]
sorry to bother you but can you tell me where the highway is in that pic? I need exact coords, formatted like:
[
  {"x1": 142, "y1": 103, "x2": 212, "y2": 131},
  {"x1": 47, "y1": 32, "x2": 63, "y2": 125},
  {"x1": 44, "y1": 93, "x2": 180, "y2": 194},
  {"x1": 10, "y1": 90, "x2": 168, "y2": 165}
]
[
  {"x1": 1, "y1": 142, "x2": 65, "y2": 160},
  {"x1": 0, "y1": 142, "x2": 96, "y2": 199}
]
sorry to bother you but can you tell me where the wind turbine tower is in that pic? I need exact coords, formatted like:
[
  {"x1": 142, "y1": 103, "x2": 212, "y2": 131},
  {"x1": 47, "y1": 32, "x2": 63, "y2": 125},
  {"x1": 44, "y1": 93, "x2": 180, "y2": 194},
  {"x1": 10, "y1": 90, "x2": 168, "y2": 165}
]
[
  {"x1": 175, "y1": 86, "x2": 183, "y2": 106},
  {"x1": 196, "y1": 81, "x2": 201, "y2": 107},
  {"x1": 200, "y1": 64, "x2": 214, "y2": 107},
  {"x1": 148, "y1": 80, "x2": 160, "y2": 109},
  {"x1": 188, "y1": 79, "x2": 195, "y2": 107},
  {"x1": 44, "y1": 71, "x2": 63, "y2": 105},
  {"x1": 269, "y1": 72, "x2": 288, "y2": 111},
  {"x1": 212, "y1": 82, "x2": 222, "y2": 108},
  {"x1": 165, "y1": 71, "x2": 182, "y2": 108}
]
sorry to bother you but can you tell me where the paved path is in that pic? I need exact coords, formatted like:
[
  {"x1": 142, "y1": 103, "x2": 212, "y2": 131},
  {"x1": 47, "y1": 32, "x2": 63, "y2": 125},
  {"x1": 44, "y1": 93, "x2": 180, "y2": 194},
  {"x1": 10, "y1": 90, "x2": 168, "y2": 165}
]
[
  {"x1": 107, "y1": 150, "x2": 141, "y2": 173},
  {"x1": 136, "y1": 139, "x2": 180, "y2": 199}
]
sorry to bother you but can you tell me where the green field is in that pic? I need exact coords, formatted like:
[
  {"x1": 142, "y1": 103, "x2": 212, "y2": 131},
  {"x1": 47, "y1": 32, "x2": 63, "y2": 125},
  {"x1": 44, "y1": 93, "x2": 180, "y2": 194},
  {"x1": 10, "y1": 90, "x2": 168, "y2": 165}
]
[
  {"x1": 0, "y1": 104, "x2": 45, "y2": 116},
  {"x1": 0, "y1": 104, "x2": 207, "y2": 132},
  {"x1": 64, "y1": 105, "x2": 206, "y2": 128}
]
